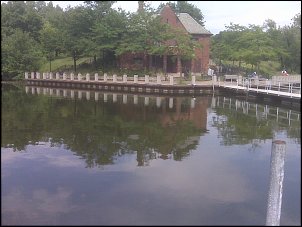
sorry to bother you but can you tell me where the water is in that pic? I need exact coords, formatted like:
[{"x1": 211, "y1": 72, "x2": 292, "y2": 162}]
[{"x1": 1, "y1": 83, "x2": 300, "y2": 225}]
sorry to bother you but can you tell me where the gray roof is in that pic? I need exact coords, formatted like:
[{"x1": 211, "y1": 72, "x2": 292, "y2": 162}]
[{"x1": 177, "y1": 13, "x2": 212, "y2": 35}]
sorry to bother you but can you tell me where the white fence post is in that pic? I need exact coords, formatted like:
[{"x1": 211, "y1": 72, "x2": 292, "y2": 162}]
[
  {"x1": 123, "y1": 74, "x2": 127, "y2": 83},
  {"x1": 134, "y1": 75, "x2": 138, "y2": 83},
  {"x1": 145, "y1": 75, "x2": 149, "y2": 84},
  {"x1": 169, "y1": 75, "x2": 174, "y2": 85},
  {"x1": 157, "y1": 75, "x2": 161, "y2": 84}
]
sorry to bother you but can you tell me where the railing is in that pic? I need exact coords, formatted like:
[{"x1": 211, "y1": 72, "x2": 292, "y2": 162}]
[
  {"x1": 221, "y1": 76, "x2": 301, "y2": 97},
  {"x1": 25, "y1": 72, "x2": 204, "y2": 86}
]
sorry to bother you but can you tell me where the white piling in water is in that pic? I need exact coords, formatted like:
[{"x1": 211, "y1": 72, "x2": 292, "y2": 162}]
[{"x1": 266, "y1": 140, "x2": 286, "y2": 226}]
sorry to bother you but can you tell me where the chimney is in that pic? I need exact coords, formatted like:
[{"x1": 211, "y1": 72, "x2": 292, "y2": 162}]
[{"x1": 138, "y1": 1, "x2": 144, "y2": 13}]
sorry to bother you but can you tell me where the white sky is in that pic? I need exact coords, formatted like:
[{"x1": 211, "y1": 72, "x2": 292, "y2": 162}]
[{"x1": 48, "y1": 1, "x2": 300, "y2": 34}]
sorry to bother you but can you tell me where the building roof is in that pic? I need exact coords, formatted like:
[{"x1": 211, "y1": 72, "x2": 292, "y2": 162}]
[{"x1": 177, "y1": 13, "x2": 212, "y2": 35}]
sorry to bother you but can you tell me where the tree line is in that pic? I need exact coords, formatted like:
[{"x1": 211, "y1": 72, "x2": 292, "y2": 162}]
[
  {"x1": 1, "y1": 1, "x2": 204, "y2": 80},
  {"x1": 211, "y1": 15, "x2": 301, "y2": 75},
  {"x1": 1, "y1": 1, "x2": 300, "y2": 80}
]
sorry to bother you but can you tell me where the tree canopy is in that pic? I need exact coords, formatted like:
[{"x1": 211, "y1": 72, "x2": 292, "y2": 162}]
[{"x1": 1, "y1": 1, "x2": 300, "y2": 80}]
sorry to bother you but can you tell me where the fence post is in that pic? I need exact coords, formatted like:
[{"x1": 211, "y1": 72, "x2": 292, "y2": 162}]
[
  {"x1": 266, "y1": 140, "x2": 286, "y2": 226},
  {"x1": 145, "y1": 75, "x2": 149, "y2": 84},
  {"x1": 157, "y1": 75, "x2": 161, "y2": 84},
  {"x1": 192, "y1": 75, "x2": 196, "y2": 85},
  {"x1": 169, "y1": 75, "x2": 174, "y2": 85},
  {"x1": 113, "y1": 74, "x2": 117, "y2": 82},
  {"x1": 134, "y1": 75, "x2": 138, "y2": 83},
  {"x1": 123, "y1": 74, "x2": 127, "y2": 83}
]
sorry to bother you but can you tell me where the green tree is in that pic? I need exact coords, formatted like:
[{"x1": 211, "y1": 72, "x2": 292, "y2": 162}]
[
  {"x1": 39, "y1": 21, "x2": 60, "y2": 72},
  {"x1": 2, "y1": 29, "x2": 42, "y2": 79}
]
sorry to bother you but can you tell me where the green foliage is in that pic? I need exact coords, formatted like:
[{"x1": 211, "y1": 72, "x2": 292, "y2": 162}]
[
  {"x1": 211, "y1": 15, "x2": 301, "y2": 75},
  {"x1": 2, "y1": 29, "x2": 42, "y2": 79}
]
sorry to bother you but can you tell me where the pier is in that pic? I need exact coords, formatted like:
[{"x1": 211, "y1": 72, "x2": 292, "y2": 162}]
[{"x1": 24, "y1": 72, "x2": 301, "y2": 104}]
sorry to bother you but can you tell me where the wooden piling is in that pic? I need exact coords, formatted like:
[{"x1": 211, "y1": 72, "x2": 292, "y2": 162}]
[{"x1": 266, "y1": 140, "x2": 286, "y2": 226}]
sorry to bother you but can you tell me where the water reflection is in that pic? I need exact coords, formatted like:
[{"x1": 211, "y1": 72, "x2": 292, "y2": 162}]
[
  {"x1": 1, "y1": 84, "x2": 300, "y2": 225},
  {"x1": 4, "y1": 85, "x2": 210, "y2": 167}
]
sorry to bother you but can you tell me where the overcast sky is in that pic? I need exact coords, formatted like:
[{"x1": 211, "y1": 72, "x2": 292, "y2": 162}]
[{"x1": 50, "y1": 1, "x2": 300, "y2": 34}]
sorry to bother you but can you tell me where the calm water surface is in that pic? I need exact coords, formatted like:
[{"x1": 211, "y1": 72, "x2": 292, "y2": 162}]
[{"x1": 1, "y1": 83, "x2": 301, "y2": 225}]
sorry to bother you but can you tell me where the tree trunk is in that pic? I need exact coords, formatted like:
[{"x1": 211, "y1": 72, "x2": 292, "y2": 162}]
[
  {"x1": 177, "y1": 54, "x2": 182, "y2": 77},
  {"x1": 73, "y1": 53, "x2": 77, "y2": 73},
  {"x1": 149, "y1": 55, "x2": 152, "y2": 71},
  {"x1": 163, "y1": 54, "x2": 167, "y2": 74}
]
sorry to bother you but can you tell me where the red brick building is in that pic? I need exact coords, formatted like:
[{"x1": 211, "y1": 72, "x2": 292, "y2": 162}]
[{"x1": 118, "y1": 3, "x2": 212, "y2": 75}]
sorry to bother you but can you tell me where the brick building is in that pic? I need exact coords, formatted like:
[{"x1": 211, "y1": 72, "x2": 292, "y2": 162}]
[{"x1": 118, "y1": 3, "x2": 212, "y2": 75}]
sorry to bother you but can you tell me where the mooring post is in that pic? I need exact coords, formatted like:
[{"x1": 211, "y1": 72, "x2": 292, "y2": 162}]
[
  {"x1": 95, "y1": 73, "x2": 98, "y2": 82},
  {"x1": 266, "y1": 140, "x2": 286, "y2": 226},
  {"x1": 25, "y1": 72, "x2": 29, "y2": 79},
  {"x1": 86, "y1": 73, "x2": 90, "y2": 81},
  {"x1": 70, "y1": 73, "x2": 74, "y2": 81},
  {"x1": 104, "y1": 73, "x2": 107, "y2": 82}
]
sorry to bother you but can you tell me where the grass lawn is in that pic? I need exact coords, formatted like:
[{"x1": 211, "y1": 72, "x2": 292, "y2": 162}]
[{"x1": 39, "y1": 56, "x2": 91, "y2": 72}]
